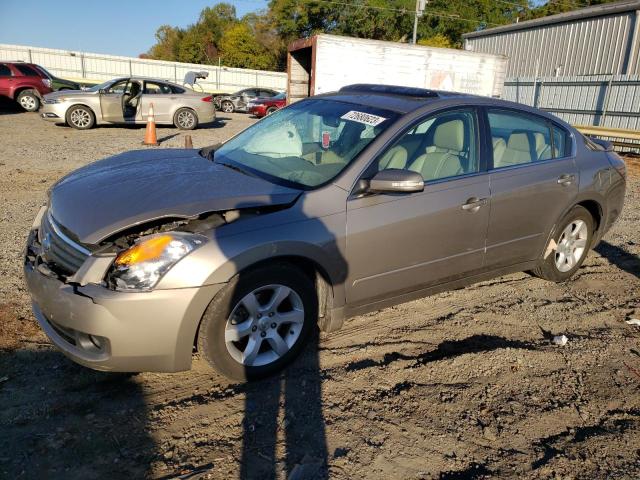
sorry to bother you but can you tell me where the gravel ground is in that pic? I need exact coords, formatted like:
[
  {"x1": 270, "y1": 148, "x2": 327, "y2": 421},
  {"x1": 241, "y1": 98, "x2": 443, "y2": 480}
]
[{"x1": 0, "y1": 108, "x2": 639, "y2": 480}]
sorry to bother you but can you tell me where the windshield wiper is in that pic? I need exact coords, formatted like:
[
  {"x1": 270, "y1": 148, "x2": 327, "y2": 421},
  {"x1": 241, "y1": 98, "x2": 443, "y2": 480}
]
[{"x1": 217, "y1": 161, "x2": 257, "y2": 178}]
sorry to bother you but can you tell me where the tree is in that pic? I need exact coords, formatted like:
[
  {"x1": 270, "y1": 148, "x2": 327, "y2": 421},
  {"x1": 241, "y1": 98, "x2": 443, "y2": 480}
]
[
  {"x1": 147, "y1": 25, "x2": 183, "y2": 61},
  {"x1": 219, "y1": 23, "x2": 278, "y2": 70},
  {"x1": 418, "y1": 33, "x2": 453, "y2": 49}
]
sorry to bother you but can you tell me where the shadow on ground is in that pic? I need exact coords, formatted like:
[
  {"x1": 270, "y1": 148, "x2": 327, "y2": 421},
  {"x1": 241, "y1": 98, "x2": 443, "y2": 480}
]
[
  {"x1": 595, "y1": 240, "x2": 640, "y2": 279},
  {"x1": 0, "y1": 348, "x2": 153, "y2": 479}
]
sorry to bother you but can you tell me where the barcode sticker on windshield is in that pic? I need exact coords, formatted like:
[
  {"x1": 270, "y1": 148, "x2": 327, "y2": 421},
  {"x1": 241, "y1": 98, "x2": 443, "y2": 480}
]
[{"x1": 341, "y1": 110, "x2": 387, "y2": 126}]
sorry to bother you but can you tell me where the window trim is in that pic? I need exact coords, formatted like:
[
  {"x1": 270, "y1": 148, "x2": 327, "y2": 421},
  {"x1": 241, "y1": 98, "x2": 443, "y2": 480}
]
[
  {"x1": 483, "y1": 106, "x2": 575, "y2": 172},
  {"x1": 358, "y1": 105, "x2": 486, "y2": 186}
]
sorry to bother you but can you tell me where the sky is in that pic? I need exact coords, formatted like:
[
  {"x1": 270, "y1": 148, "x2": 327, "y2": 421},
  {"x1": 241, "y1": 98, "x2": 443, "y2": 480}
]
[{"x1": 0, "y1": 0, "x2": 269, "y2": 57}]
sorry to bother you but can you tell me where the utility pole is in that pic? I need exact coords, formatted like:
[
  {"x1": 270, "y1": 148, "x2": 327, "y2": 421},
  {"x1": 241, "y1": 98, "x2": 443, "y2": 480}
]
[{"x1": 412, "y1": 0, "x2": 427, "y2": 44}]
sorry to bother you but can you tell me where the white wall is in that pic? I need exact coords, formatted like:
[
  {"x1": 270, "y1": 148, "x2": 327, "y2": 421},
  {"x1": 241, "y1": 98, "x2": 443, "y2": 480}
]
[{"x1": 0, "y1": 43, "x2": 287, "y2": 93}]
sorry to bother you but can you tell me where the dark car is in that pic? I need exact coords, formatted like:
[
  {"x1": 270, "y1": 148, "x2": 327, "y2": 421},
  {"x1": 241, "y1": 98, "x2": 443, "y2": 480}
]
[
  {"x1": 214, "y1": 88, "x2": 279, "y2": 113},
  {"x1": 248, "y1": 92, "x2": 287, "y2": 117},
  {"x1": 24, "y1": 84, "x2": 625, "y2": 381},
  {"x1": 33, "y1": 65, "x2": 81, "y2": 92},
  {"x1": 0, "y1": 61, "x2": 53, "y2": 111}
]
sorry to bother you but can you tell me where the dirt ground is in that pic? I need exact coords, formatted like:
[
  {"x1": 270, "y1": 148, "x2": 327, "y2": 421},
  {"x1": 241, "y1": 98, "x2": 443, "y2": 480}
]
[{"x1": 1, "y1": 105, "x2": 639, "y2": 480}]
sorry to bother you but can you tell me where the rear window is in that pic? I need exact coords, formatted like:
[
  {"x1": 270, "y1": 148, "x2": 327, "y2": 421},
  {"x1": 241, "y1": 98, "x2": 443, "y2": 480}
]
[
  {"x1": 552, "y1": 126, "x2": 571, "y2": 157},
  {"x1": 171, "y1": 85, "x2": 185, "y2": 94},
  {"x1": 14, "y1": 64, "x2": 41, "y2": 77}
]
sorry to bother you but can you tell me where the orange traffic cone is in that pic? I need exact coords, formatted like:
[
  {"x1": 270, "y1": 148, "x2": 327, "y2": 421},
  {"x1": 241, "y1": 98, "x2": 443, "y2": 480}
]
[{"x1": 142, "y1": 102, "x2": 159, "y2": 146}]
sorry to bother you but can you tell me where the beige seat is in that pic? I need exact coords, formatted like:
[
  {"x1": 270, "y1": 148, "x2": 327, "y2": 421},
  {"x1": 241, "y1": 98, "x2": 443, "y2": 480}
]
[
  {"x1": 534, "y1": 132, "x2": 552, "y2": 160},
  {"x1": 492, "y1": 137, "x2": 506, "y2": 166},
  {"x1": 495, "y1": 132, "x2": 533, "y2": 168},
  {"x1": 408, "y1": 119, "x2": 464, "y2": 180},
  {"x1": 378, "y1": 145, "x2": 408, "y2": 170}
]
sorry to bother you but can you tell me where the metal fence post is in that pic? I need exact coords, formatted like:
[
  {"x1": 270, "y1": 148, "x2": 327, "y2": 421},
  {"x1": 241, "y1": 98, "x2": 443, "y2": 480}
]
[
  {"x1": 28, "y1": 48, "x2": 32, "y2": 63},
  {"x1": 174, "y1": 64, "x2": 177, "y2": 83},
  {"x1": 129, "y1": 59, "x2": 132, "y2": 76},
  {"x1": 600, "y1": 75, "x2": 614, "y2": 126},
  {"x1": 80, "y1": 53, "x2": 86, "y2": 79}
]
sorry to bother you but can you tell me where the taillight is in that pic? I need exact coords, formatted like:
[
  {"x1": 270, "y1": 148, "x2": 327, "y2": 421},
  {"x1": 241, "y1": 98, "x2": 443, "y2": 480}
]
[
  {"x1": 42, "y1": 78, "x2": 52, "y2": 88},
  {"x1": 201, "y1": 96, "x2": 213, "y2": 102}
]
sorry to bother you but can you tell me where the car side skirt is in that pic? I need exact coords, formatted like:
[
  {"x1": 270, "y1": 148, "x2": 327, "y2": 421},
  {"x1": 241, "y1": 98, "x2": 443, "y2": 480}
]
[{"x1": 333, "y1": 260, "x2": 538, "y2": 326}]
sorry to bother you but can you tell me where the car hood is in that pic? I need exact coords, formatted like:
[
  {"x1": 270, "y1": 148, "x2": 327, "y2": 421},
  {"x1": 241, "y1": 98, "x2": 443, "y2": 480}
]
[
  {"x1": 44, "y1": 89, "x2": 91, "y2": 99},
  {"x1": 48, "y1": 149, "x2": 301, "y2": 244}
]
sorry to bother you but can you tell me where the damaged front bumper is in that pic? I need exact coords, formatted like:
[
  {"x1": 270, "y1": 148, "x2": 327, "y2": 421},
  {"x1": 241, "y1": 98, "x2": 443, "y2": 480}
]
[{"x1": 23, "y1": 208, "x2": 223, "y2": 372}]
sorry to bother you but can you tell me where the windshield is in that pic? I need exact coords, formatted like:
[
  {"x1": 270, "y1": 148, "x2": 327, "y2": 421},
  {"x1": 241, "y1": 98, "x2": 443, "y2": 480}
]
[
  {"x1": 213, "y1": 99, "x2": 398, "y2": 188},
  {"x1": 86, "y1": 80, "x2": 119, "y2": 92}
]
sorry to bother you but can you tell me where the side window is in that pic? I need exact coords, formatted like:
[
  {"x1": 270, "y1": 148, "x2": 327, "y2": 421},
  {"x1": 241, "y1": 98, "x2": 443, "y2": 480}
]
[
  {"x1": 0, "y1": 64, "x2": 12, "y2": 76},
  {"x1": 14, "y1": 64, "x2": 40, "y2": 76},
  {"x1": 376, "y1": 109, "x2": 479, "y2": 182},
  {"x1": 105, "y1": 80, "x2": 128, "y2": 94},
  {"x1": 552, "y1": 126, "x2": 570, "y2": 157},
  {"x1": 260, "y1": 89, "x2": 275, "y2": 97},
  {"x1": 488, "y1": 110, "x2": 552, "y2": 169},
  {"x1": 144, "y1": 81, "x2": 171, "y2": 94}
]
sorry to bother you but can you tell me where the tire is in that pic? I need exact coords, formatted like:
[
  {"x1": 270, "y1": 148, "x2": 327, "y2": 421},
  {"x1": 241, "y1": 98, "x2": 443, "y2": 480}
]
[
  {"x1": 197, "y1": 263, "x2": 317, "y2": 381},
  {"x1": 174, "y1": 107, "x2": 198, "y2": 130},
  {"x1": 65, "y1": 105, "x2": 95, "y2": 129},
  {"x1": 266, "y1": 106, "x2": 278, "y2": 115},
  {"x1": 221, "y1": 100, "x2": 234, "y2": 113},
  {"x1": 531, "y1": 205, "x2": 594, "y2": 282},
  {"x1": 17, "y1": 89, "x2": 40, "y2": 112}
]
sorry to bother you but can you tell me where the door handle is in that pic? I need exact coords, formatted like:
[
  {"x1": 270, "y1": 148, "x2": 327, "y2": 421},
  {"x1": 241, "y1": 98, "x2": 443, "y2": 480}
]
[
  {"x1": 461, "y1": 197, "x2": 488, "y2": 211},
  {"x1": 557, "y1": 174, "x2": 575, "y2": 186}
]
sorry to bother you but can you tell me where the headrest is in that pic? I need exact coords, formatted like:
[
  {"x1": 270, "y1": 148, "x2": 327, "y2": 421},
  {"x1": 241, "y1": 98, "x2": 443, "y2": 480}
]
[
  {"x1": 433, "y1": 119, "x2": 464, "y2": 152},
  {"x1": 507, "y1": 132, "x2": 531, "y2": 152},
  {"x1": 492, "y1": 137, "x2": 506, "y2": 149},
  {"x1": 533, "y1": 132, "x2": 546, "y2": 151}
]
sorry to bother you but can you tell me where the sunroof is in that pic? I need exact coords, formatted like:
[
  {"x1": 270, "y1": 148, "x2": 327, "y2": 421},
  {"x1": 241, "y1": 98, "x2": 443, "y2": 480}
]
[{"x1": 339, "y1": 84, "x2": 439, "y2": 98}]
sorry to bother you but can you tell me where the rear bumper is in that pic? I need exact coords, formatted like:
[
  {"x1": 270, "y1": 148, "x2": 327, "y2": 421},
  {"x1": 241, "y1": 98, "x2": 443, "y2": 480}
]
[
  {"x1": 24, "y1": 236, "x2": 223, "y2": 372},
  {"x1": 249, "y1": 105, "x2": 267, "y2": 117}
]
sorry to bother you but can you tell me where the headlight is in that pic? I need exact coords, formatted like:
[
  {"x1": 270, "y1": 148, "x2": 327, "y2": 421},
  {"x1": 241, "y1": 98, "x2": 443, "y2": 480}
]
[
  {"x1": 108, "y1": 232, "x2": 206, "y2": 291},
  {"x1": 44, "y1": 98, "x2": 63, "y2": 104}
]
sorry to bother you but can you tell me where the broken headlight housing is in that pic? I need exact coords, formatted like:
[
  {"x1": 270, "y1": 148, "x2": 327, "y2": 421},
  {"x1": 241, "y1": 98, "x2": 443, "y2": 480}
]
[{"x1": 108, "y1": 232, "x2": 206, "y2": 291}]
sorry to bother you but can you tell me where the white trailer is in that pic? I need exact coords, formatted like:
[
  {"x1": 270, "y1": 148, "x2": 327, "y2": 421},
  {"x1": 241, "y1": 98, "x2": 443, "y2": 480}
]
[{"x1": 287, "y1": 34, "x2": 508, "y2": 102}]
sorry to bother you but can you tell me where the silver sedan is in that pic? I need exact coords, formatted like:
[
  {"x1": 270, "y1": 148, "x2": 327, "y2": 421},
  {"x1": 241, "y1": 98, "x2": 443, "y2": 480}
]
[{"x1": 40, "y1": 77, "x2": 216, "y2": 130}]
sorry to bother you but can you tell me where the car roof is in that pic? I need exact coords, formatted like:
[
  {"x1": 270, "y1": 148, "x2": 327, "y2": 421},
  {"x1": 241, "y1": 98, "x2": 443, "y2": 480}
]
[{"x1": 315, "y1": 83, "x2": 573, "y2": 128}]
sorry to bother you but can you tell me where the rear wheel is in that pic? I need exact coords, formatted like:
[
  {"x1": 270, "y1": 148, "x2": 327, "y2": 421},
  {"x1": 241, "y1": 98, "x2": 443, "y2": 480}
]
[
  {"x1": 174, "y1": 107, "x2": 198, "y2": 130},
  {"x1": 197, "y1": 264, "x2": 317, "y2": 381},
  {"x1": 221, "y1": 100, "x2": 234, "y2": 113},
  {"x1": 531, "y1": 205, "x2": 594, "y2": 282},
  {"x1": 66, "y1": 105, "x2": 95, "y2": 129},
  {"x1": 266, "y1": 106, "x2": 278, "y2": 115},
  {"x1": 17, "y1": 89, "x2": 40, "y2": 112}
]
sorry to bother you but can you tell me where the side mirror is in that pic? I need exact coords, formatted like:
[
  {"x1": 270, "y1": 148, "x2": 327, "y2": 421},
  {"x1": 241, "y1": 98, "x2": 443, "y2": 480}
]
[{"x1": 368, "y1": 169, "x2": 424, "y2": 194}]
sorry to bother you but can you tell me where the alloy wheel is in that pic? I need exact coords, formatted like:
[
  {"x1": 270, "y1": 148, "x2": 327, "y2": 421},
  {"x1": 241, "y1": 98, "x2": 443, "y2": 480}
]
[
  {"x1": 555, "y1": 219, "x2": 588, "y2": 272},
  {"x1": 19, "y1": 95, "x2": 37, "y2": 111},
  {"x1": 222, "y1": 102, "x2": 234, "y2": 113},
  {"x1": 70, "y1": 108, "x2": 91, "y2": 128},
  {"x1": 177, "y1": 110, "x2": 195, "y2": 129},
  {"x1": 224, "y1": 284, "x2": 305, "y2": 367}
]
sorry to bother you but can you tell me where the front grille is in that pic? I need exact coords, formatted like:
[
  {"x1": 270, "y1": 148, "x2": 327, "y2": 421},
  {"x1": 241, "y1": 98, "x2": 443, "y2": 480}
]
[{"x1": 38, "y1": 212, "x2": 90, "y2": 275}]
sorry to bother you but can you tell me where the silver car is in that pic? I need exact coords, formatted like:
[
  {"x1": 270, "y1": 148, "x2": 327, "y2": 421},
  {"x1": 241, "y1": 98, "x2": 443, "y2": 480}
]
[
  {"x1": 24, "y1": 84, "x2": 626, "y2": 381},
  {"x1": 40, "y1": 77, "x2": 216, "y2": 130}
]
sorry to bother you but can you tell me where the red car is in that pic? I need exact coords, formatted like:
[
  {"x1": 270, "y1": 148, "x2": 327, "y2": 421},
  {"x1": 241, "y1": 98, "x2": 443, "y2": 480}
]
[
  {"x1": 248, "y1": 92, "x2": 286, "y2": 117},
  {"x1": 0, "y1": 61, "x2": 53, "y2": 112}
]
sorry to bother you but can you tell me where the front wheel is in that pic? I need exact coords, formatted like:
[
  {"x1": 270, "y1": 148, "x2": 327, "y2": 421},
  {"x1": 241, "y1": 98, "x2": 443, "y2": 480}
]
[
  {"x1": 531, "y1": 205, "x2": 594, "y2": 282},
  {"x1": 66, "y1": 105, "x2": 95, "y2": 129},
  {"x1": 17, "y1": 89, "x2": 40, "y2": 112},
  {"x1": 197, "y1": 264, "x2": 317, "y2": 381},
  {"x1": 174, "y1": 107, "x2": 198, "y2": 130}
]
